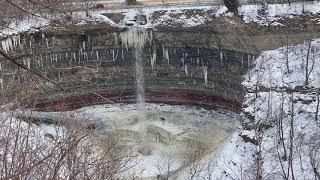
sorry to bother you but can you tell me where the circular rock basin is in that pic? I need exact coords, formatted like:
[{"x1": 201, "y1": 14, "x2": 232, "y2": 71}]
[{"x1": 66, "y1": 103, "x2": 240, "y2": 178}]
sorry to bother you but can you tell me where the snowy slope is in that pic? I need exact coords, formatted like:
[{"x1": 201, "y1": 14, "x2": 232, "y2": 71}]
[
  {"x1": 241, "y1": 38, "x2": 320, "y2": 179},
  {"x1": 243, "y1": 38, "x2": 320, "y2": 89},
  {"x1": 2, "y1": 2, "x2": 320, "y2": 36}
]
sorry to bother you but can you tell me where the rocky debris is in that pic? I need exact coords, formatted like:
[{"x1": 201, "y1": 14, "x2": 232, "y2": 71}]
[
  {"x1": 135, "y1": 14, "x2": 147, "y2": 25},
  {"x1": 240, "y1": 133, "x2": 258, "y2": 145}
]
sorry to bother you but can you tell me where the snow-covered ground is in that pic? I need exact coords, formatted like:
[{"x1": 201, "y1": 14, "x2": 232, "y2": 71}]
[
  {"x1": 2, "y1": 2, "x2": 320, "y2": 36},
  {"x1": 0, "y1": 16, "x2": 49, "y2": 36},
  {"x1": 243, "y1": 38, "x2": 320, "y2": 89}
]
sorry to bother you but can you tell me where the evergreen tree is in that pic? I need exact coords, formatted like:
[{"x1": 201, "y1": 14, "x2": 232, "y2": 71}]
[{"x1": 223, "y1": 0, "x2": 239, "y2": 15}]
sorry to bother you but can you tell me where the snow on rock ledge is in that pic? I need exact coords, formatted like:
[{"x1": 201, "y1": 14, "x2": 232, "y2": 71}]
[{"x1": 243, "y1": 38, "x2": 320, "y2": 90}]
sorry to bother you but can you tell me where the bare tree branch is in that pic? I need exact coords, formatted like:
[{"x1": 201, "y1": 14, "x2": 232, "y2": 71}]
[{"x1": 0, "y1": 49, "x2": 64, "y2": 91}]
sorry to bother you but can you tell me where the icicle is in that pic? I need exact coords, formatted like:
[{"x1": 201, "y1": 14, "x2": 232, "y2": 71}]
[
  {"x1": 78, "y1": 51, "x2": 81, "y2": 63},
  {"x1": 112, "y1": 49, "x2": 115, "y2": 61},
  {"x1": 0, "y1": 78, "x2": 3, "y2": 91},
  {"x1": 9, "y1": 38, "x2": 13, "y2": 52},
  {"x1": 247, "y1": 54, "x2": 251, "y2": 67},
  {"x1": 197, "y1": 48, "x2": 200, "y2": 54},
  {"x1": 12, "y1": 35, "x2": 17, "y2": 47},
  {"x1": 84, "y1": 52, "x2": 88, "y2": 61},
  {"x1": 111, "y1": 49, "x2": 119, "y2": 62},
  {"x1": 82, "y1": 41, "x2": 86, "y2": 50},
  {"x1": 96, "y1": 51, "x2": 99, "y2": 60},
  {"x1": 119, "y1": 28, "x2": 152, "y2": 50},
  {"x1": 1, "y1": 38, "x2": 14, "y2": 53},
  {"x1": 29, "y1": 37, "x2": 32, "y2": 49},
  {"x1": 0, "y1": 63, "x2": 2, "y2": 72},
  {"x1": 241, "y1": 54, "x2": 244, "y2": 68},
  {"x1": 162, "y1": 44, "x2": 169, "y2": 65},
  {"x1": 27, "y1": 58, "x2": 30, "y2": 69},
  {"x1": 49, "y1": 54, "x2": 53, "y2": 64},
  {"x1": 150, "y1": 47, "x2": 156, "y2": 70},
  {"x1": 46, "y1": 38, "x2": 49, "y2": 48},
  {"x1": 52, "y1": 35, "x2": 56, "y2": 45},
  {"x1": 73, "y1": 52, "x2": 76, "y2": 62},
  {"x1": 45, "y1": 54, "x2": 48, "y2": 63},
  {"x1": 38, "y1": 56, "x2": 42, "y2": 67},
  {"x1": 202, "y1": 64, "x2": 208, "y2": 85},
  {"x1": 181, "y1": 57, "x2": 185, "y2": 66},
  {"x1": 184, "y1": 64, "x2": 188, "y2": 76},
  {"x1": 114, "y1": 33, "x2": 118, "y2": 45},
  {"x1": 1, "y1": 40, "x2": 7, "y2": 53},
  {"x1": 197, "y1": 57, "x2": 200, "y2": 65},
  {"x1": 16, "y1": 35, "x2": 20, "y2": 47},
  {"x1": 212, "y1": 83, "x2": 215, "y2": 93},
  {"x1": 24, "y1": 57, "x2": 31, "y2": 69},
  {"x1": 220, "y1": 50, "x2": 223, "y2": 65},
  {"x1": 55, "y1": 53, "x2": 58, "y2": 63},
  {"x1": 148, "y1": 31, "x2": 153, "y2": 46},
  {"x1": 90, "y1": 51, "x2": 93, "y2": 61}
]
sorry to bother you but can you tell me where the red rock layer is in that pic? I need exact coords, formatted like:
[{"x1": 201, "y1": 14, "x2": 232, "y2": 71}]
[{"x1": 33, "y1": 89, "x2": 242, "y2": 112}]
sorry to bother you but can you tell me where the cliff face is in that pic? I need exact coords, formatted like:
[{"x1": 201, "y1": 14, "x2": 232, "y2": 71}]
[
  {"x1": 5, "y1": 26, "x2": 319, "y2": 111},
  {"x1": 1, "y1": 25, "x2": 320, "y2": 111}
]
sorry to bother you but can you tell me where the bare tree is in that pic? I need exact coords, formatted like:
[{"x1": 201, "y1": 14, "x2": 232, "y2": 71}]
[
  {"x1": 308, "y1": 133, "x2": 320, "y2": 180},
  {"x1": 316, "y1": 89, "x2": 320, "y2": 123},
  {"x1": 304, "y1": 40, "x2": 315, "y2": 86},
  {"x1": 287, "y1": 93, "x2": 295, "y2": 180},
  {"x1": 275, "y1": 92, "x2": 289, "y2": 179},
  {"x1": 0, "y1": 108, "x2": 137, "y2": 179}
]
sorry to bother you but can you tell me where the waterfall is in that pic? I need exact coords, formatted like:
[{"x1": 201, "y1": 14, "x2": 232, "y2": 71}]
[
  {"x1": 135, "y1": 42, "x2": 145, "y2": 119},
  {"x1": 120, "y1": 28, "x2": 152, "y2": 121}
]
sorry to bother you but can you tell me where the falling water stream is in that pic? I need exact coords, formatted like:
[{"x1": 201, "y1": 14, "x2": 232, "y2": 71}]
[
  {"x1": 120, "y1": 28, "x2": 150, "y2": 121},
  {"x1": 120, "y1": 28, "x2": 154, "y2": 155},
  {"x1": 134, "y1": 35, "x2": 146, "y2": 121}
]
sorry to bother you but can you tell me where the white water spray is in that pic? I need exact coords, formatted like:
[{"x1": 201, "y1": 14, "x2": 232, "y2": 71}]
[{"x1": 120, "y1": 28, "x2": 152, "y2": 121}]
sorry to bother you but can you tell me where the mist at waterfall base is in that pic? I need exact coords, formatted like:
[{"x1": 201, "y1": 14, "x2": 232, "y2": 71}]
[{"x1": 69, "y1": 103, "x2": 239, "y2": 178}]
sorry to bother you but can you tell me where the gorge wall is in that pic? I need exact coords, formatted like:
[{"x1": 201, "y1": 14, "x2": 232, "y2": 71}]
[{"x1": 1, "y1": 27, "x2": 318, "y2": 112}]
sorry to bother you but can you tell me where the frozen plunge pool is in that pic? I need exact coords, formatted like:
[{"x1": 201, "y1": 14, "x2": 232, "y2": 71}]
[{"x1": 35, "y1": 103, "x2": 240, "y2": 179}]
